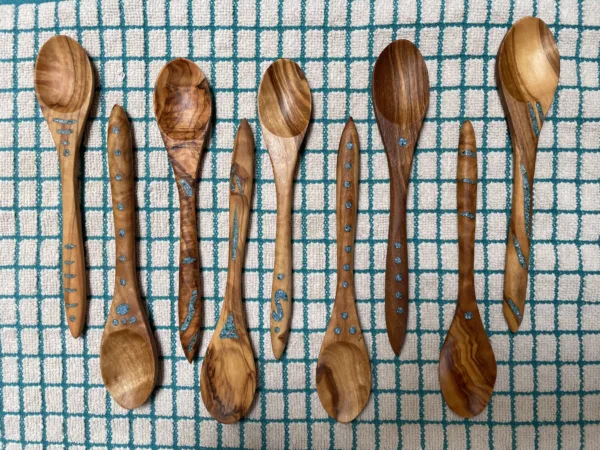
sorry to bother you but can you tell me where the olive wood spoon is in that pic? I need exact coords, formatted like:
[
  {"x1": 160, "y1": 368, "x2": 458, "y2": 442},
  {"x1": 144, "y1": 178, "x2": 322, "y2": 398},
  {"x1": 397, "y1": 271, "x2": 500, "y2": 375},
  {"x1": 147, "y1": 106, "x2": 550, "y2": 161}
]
[
  {"x1": 497, "y1": 17, "x2": 560, "y2": 332},
  {"x1": 154, "y1": 58, "x2": 212, "y2": 361},
  {"x1": 439, "y1": 121, "x2": 496, "y2": 418},
  {"x1": 316, "y1": 118, "x2": 371, "y2": 423},
  {"x1": 372, "y1": 40, "x2": 430, "y2": 355},
  {"x1": 100, "y1": 105, "x2": 158, "y2": 410},
  {"x1": 34, "y1": 35, "x2": 94, "y2": 338},
  {"x1": 258, "y1": 59, "x2": 312, "y2": 360},
  {"x1": 200, "y1": 120, "x2": 256, "y2": 423}
]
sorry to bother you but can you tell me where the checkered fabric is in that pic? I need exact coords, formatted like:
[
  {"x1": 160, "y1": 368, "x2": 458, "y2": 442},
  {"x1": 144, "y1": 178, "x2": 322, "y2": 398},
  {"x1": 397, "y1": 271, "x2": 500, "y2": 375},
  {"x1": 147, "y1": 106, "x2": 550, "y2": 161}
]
[{"x1": 0, "y1": 0, "x2": 599, "y2": 448}]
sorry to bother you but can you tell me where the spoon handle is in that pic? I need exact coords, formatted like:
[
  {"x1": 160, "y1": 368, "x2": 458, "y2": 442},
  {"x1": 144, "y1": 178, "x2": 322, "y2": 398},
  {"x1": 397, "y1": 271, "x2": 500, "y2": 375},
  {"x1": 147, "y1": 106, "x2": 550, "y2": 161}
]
[{"x1": 457, "y1": 121, "x2": 477, "y2": 305}]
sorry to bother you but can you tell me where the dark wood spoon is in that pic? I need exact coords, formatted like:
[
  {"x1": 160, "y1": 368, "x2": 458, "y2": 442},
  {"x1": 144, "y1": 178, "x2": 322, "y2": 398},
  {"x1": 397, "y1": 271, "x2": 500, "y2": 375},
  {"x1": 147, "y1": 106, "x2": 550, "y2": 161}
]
[
  {"x1": 372, "y1": 40, "x2": 430, "y2": 355},
  {"x1": 497, "y1": 17, "x2": 560, "y2": 332},
  {"x1": 439, "y1": 121, "x2": 496, "y2": 418},
  {"x1": 154, "y1": 58, "x2": 212, "y2": 361}
]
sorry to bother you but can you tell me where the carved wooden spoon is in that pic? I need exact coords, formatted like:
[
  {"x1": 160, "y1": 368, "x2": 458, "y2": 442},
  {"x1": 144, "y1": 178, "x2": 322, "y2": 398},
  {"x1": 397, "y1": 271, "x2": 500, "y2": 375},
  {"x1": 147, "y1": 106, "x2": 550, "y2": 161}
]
[
  {"x1": 34, "y1": 35, "x2": 94, "y2": 338},
  {"x1": 154, "y1": 58, "x2": 212, "y2": 361},
  {"x1": 439, "y1": 121, "x2": 496, "y2": 418},
  {"x1": 372, "y1": 40, "x2": 430, "y2": 355},
  {"x1": 497, "y1": 17, "x2": 560, "y2": 332},
  {"x1": 316, "y1": 118, "x2": 371, "y2": 423},
  {"x1": 100, "y1": 105, "x2": 158, "y2": 409},
  {"x1": 200, "y1": 120, "x2": 256, "y2": 423},
  {"x1": 258, "y1": 59, "x2": 312, "y2": 360}
]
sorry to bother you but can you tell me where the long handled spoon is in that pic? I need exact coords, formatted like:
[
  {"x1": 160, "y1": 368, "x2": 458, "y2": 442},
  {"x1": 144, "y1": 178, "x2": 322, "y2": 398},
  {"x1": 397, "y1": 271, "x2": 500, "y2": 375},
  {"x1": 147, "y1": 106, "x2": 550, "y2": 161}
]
[
  {"x1": 100, "y1": 105, "x2": 158, "y2": 409},
  {"x1": 200, "y1": 120, "x2": 256, "y2": 423},
  {"x1": 316, "y1": 118, "x2": 371, "y2": 422},
  {"x1": 439, "y1": 121, "x2": 496, "y2": 418},
  {"x1": 154, "y1": 58, "x2": 212, "y2": 361},
  {"x1": 258, "y1": 59, "x2": 312, "y2": 360},
  {"x1": 34, "y1": 35, "x2": 94, "y2": 338},
  {"x1": 497, "y1": 17, "x2": 560, "y2": 332},
  {"x1": 372, "y1": 40, "x2": 430, "y2": 355}
]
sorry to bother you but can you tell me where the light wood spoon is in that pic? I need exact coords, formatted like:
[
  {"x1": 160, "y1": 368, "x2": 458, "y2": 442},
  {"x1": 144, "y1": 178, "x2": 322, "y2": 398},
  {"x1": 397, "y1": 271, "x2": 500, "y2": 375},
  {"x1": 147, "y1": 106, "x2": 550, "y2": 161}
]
[
  {"x1": 154, "y1": 58, "x2": 212, "y2": 361},
  {"x1": 258, "y1": 59, "x2": 312, "y2": 360},
  {"x1": 372, "y1": 40, "x2": 430, "y2": 355},
  {"x1": 497, "y1": 17, "x2": 560, "y2": 332},
  {"x1": 439, "y1": 121, "x2": 496, "y2": 418},
  {"x1": 316, "y1": 118, "x2": 371, "y2": 423},
  {"x1": 200, "y1": 120, "x2": 256, "y2": 423},
  {"x1": 34, "y1": 35, "x2": 94, "y2": 338},
  {"x1": 100, "y1": 105, "x2": 158, "y2": 409}
]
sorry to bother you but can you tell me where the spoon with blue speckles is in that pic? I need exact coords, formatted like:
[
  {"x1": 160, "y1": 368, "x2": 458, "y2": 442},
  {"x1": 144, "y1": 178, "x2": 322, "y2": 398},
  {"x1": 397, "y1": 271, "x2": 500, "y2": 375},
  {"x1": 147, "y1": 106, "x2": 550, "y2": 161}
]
[
  {"x1": 316, "y1": 118, "x2": 371, "y2": 423},
  {"x1": 34, "y1": 35, "x2": 94, "y2": 338},
  {"x1": 100, "y1": 105, "x2": 157, "y2": 410},
  {"x1": 201, "y1": 120, "x2": 256, "y2": 424},
  {"x1": 154, "y1": 58, "x2": 212, "y2": 361}
]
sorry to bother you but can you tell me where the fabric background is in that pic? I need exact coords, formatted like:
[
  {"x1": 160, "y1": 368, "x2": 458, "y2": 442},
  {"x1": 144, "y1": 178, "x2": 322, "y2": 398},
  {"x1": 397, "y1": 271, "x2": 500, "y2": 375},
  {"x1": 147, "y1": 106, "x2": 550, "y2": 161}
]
[{"x1": 0, "y1": 0, "x2": 599, "y2": 448}]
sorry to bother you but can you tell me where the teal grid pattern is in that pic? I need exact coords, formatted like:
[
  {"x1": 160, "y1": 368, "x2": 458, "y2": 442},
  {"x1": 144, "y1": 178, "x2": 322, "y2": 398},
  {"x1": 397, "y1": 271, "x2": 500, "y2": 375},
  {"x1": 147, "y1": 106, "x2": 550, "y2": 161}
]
[{"x1": 0, "y1": 0, "x2": 599, "y2": 448}]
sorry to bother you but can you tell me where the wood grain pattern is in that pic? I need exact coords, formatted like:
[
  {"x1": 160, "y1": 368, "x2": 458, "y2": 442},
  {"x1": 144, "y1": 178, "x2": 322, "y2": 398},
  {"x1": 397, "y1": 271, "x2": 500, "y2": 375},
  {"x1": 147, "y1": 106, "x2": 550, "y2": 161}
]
[
  {"x1": 497, "y1": 17, "x2": 560, "y2": 332},
  {"x1": 439, "y1": 121, "x2": 496, "y2": 419},
  {"x1": 34, "y1": 35, "x2": 95, "y2": 338},
  {"x1": 154, "y1": 58, "x2": 212, "y2": 361},
  {"x1": 201, "y1": 120, "x2": 256, "y2": 424},
  {"x1": 316, "y1": 118, "x2": 371, "y2": 423},
  {"x1": 258, "y1": 58, "x2": 312, "y2": 360},
  {"x1": 100, "y1": 105, "x2": 158, "y2": 410},
  {"x1": 372, "y1": 40, "x2": 430, "y2": 355}
]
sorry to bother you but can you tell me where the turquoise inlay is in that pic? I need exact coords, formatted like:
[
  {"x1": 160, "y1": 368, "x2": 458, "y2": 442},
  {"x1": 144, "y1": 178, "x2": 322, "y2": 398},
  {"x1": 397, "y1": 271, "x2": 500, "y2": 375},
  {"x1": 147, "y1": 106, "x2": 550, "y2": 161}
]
[
  {"x1": 64, "y1": 274, "x2": 76, "y2": 279},
  {"x1": 112, "y1": 126, "x2": 119, "y2": 133},
  {"x1": 119, "y1": 255, "x2": 126, "y2": 262},
  {"x1": 460, "y1": 178, "x2": 475, "y2": 185},
  {"x1": 63, "y1": 150, "x2": 70, "y2": 157},
  {"x1": 114, "y1": 150, "x2": 121, "y2": 156},
  {"x1": 120, "y1": 279, "x2": 126, "y2": 286},
  {"x1": 53, "y1": 118, "x2": 77, "y2": 124},
  {"x1": 180, "y1": 289, "x2": 198, "y2": 332},
  {"x1": 115, "y1": 174, "x2": 122, "y2": 181},
  {"x1": 344, "y1": 181, "x2": 351, "y2": 188},
  {"x1": 116, "y1": 303, "x2": 129, "y2": 316},
  {"x1": 506, "y1": 298, "x2": 522, "y2": 321},
  {"x1": 56, "y1": 129, "x2": 72, "y2": 135},
  {"x1": 65, "y1": 260, "x2": 74, "y2": 265},
  {"x1": 395, "y1": 274, "x2": 402, "y2": 282},
  {"x1": 345, "y1": 201, "x2": 352, "y2": 209},
  {"x1": 130, "y1": 317, "x2": 136, "y2": 323},
  {"x1": 69, "y1": 315, "x2": 75, "y2": 322},
  {"x1": 398, "y1": 137, "x2": 408, "y2": 146},
  {"x1": 513, "y1": 234, "x2": 528, "y2": 269},
  {"x1": 460, "y1": 149, "x2": 476, "y2": 158},
  {"x1": 342, "y1": 281, "x2": 348, "y2": 288},
  {"x1": 272, "y1": 289, "x2": 288, "y2": 322},
  {"x1": 349, "y1": 326, "x2": 357, "y2": 334},
  {"x1": 395, "y1": 292, "x2": 402, "y2": 299},
  {"x1": 334, "y1": 327, "x2": 341, "y2": 335},
  {"x1": 65, "y1": 244, "x2": 76, "y2": 249},
  {"x1": 219, "y1": 313, "x2": 239, "y2": 340},
  {"x1": 179, "y1": 179, "x2": 193, "y2": 197},
  {"x1": 235, "y1": 175, "x2": 243, "y2": 195},
  {"x1": 343, "y1": 264, "x2": 349, "y2": 271},
  {"x1": 65, "y1": 303, "x2": 78, "y2": 308},
  {"x1": 117, "y1": 203, "x2": 124, "y2": 211},
  {"x1": 182, "y1": 257, "x2": 196, "y2": 264},
  {"x1": 536, "y1": 101, "x2": 544, "y2": 122},
  {"x1": 528, "y1": 101, "x2": 540, "y2": 136},
  {"x1": 345, "y1": 246, "x2": 351, "y2": 253},
  {"x1": 345, "y1": 162, "x2": 352, "y2": 169},
  {"x1": 460, "y1": 211, "x2": 475, "y2": 219},
  {"x1": 61, "y1": 140, "x2": 70, "y2": 146},
  {"x1": 120, "y1": 318, "x2": 127, "y2": 324},
  {"x1": 520, "y1": 163, "x2": 532, "y2": 239},
  {"x1": 231, "y1": 208, "x2": 239, "y2": 261},
  {"x1": 274, "y1": 327, "x2": 280, "y2": 333},
  {"x1": 341, "y1": 312, "x2": 348, "y2": 319},
  {"x1": 118, "y1": 229, "x2": 125, "y2": 237},
  {"x1": 65, "y1": 288, "x2": 76, "y2": 293},
  {"x1": 464, "y1": 311, "x2": 473, "y2": 320},
  {"x1": 187, "y1": 332, "x2": 199, "y2": 353},
  {"x1": 394, "y1": 257, "x2": 401, "y2": 264},
  {"x1": 346, "y1": 142, "x2": 353, "y2": 150},
  {"x1": 397, "y1": 307, "x2": 404, "y2": 314},
  {"x1": 394, "y1": 242, "x2": 401, "y2": 249},
  {"x1": 277, "y1": 273, "x2": 284, "y2": 280},
  {"x1": 345, "y1": 225, "x2": 351, "y2": 232},
  {"x1": 112, "y1": 319, "x2": 118, "y2": 326}
]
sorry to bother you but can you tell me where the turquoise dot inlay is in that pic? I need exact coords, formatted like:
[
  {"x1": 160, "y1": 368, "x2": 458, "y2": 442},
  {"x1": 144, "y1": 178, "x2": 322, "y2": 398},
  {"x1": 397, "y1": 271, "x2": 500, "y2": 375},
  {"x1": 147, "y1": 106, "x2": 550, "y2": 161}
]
[
  {"x1": 395, "y1": 274, "x2": 402, "y2": 282},
  {"x1": 130, "y1": 317, "x2": 136, "y2": 323},
  {"x1": 342, "y1": 281, "x2": 348, "y2": 288},
  {"x1": 343, "y1": 264, "x2": 349, "y2": 271},
  {"x1": 69, "y1": 315, "x2": 76, "y2": 322},
  {"x1": 117, "y1": 203, "x2": 124, "y2": 211},
  {"x1": 118, "y1": 229, "x2": 125, "y2": 237},
  {"x1": 349, "y1": 326, "x2": 357, "y2": 334},
  {"x1": 395, "y1": 257, "x2": 401, "y2": 264},
  {"x1": 116, "y1": 303, "x2": 129, "y2": 315},
  {"x1": 345, "y1": 224, "x2": 351, "y2": 232},
  {"x1": 115, "y1": 174, "x2": 122, "y2": 181},
  {"x1": 274, "y1": 327, "x2": 280, "y2": 333},
  {"x1": 397, "y1": 307, "x2": 404, "y2": 314},
  {"x1": 119, "y1": 255, "x2": 126, "y2": 262},
  {"x1": 396, "y1": 292, "x2": 402, "y2": 299},
  {"x1": 346, "y1": 142, "x2": 353, "y2": 150},
  {"x1": 345, "y1": 246, "x2": 351, "y2": 253},
  {"x1": 114, "y1": 150, "x2": 121, "y2": 156},
  {"x1": 464, "y1": 311, "x2": 473, "y2": 320},
  {"x1": 398, "y1": 137, "x2": 408, "y2": 146},
  {"x1": 341, "y1": 312, "x2": 348, "y2": 319},
  {"x1": 344, "y1": 181, "x2": 351, "y2": 188},
  {"x1": 394, "y1": 242, "x2": 401, "y2": 249},
  {"x1": 63, "y1": 150, "x2": 70, "y2": 157},
  {"x1": 112, "y1": 126, "x2": 119, "y2": 133},
  {"x1": 334, "y1": 327, "x2": 341, "y2": 335},
  {"x1": 345, "y1": 201, "x2": 352, "y2": 209},
  {"x1": 112, "y1": 319, "x2": 118, "y2": 326},
  {"x1": 120, "y1": 279, "x2": 126, "y2": 286},
  {"x1": 120, "y1": 317, "x2": 127, "y2": 324},
  {"x1": 277, "y1": 273, "x2": 284, "y2": 280},
  {"x1": 345, "y1": 162, "x2": 352, "y2": 169}
]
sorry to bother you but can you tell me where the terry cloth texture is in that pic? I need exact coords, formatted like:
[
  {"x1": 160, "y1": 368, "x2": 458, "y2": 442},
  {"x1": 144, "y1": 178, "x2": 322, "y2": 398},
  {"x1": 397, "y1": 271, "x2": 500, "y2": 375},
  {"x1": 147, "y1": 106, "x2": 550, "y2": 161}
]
[{"x1": 1, "y1": 0, "x2": 600, "y2": 449}]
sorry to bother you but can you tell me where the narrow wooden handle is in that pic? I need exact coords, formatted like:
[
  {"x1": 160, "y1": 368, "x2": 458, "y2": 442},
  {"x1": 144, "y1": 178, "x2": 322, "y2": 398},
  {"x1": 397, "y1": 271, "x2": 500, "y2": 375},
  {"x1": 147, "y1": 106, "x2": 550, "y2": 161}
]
[{"x1": 457, "y1": 121, "x2": 477, "y2": 307}]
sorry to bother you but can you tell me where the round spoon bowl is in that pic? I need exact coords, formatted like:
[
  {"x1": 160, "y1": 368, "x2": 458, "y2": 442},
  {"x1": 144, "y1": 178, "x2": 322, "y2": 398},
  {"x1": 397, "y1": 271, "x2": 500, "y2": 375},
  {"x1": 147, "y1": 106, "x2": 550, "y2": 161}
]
[
  {"x1": 316, "y1": 341, "x2": 371, "y2": 423},
  {"x1": 154, "y1": 58, "x2": 212, "y2": 141},
  {"x1": 100, "y1": 329, "x2": 156, "y2": 410},
  {"x1": 258, "y1": 59, "x2": 311, "y2": 138},
  {"x1": 34, "y1": 35, "x2": 93, "y2": 113}
]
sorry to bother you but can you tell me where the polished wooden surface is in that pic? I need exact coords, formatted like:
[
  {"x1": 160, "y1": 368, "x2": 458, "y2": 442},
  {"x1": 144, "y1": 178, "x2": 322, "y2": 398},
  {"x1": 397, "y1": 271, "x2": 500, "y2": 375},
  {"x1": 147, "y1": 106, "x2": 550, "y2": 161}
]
[
  {"x1": 100, "y1": 105, "x2": 158, "y2": 410},
  {"x1": 154, "y1": 58, "x2": 212, "y2": 361},
  {"x1": 258, "y1": 58, "x2": 312, "y2": 360},
  {"x1": 316, "y1": 119, "x2": 371, "y2": 423},
  {"x1": 439, "y1": 121, "x2": 496, "y2": 418},
  {"x1": 200, "y1": 120, "x2": 256, "y2": 424},
  {"x1": 497, "y1": 17, "x2": 560, "y2": 332},
  {"x1": 372, "y1": 40, "x2": 430, "y2": 355},
  {"x1": 34, "y1": 35, "x2": 94, "y2": 338}
]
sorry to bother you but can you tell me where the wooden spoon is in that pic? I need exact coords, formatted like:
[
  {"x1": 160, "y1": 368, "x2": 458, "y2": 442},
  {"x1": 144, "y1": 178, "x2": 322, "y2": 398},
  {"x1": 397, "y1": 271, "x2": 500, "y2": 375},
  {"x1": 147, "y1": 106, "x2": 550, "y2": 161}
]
[
  {"x1": 439, "y1": 121, "x2": 496, "y2": 418},
  {"x1": 316, "y1": 118, "x2": 371, "y2": 423},
  {"x1": 200, "y1": 120, "x2": 256, "y2": 423},
  {"x1": 497, "y1": 17, "x2": 560, "y2": 332},
  {"x1": 258, "y1": 59, "x2": 312, "y2": 360},
  {"x1": 372, "y1": 40, "x2": 430, "y2": 355},
  {"x1": 100, "y1": 105, "x2": 158, "y2": 409},
  {"x1": 154, "y1": 58, "x2": 212, "y2": 361},
  {"x1": 34, "y1": 35, "x2": 94, "y2": 338}
]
